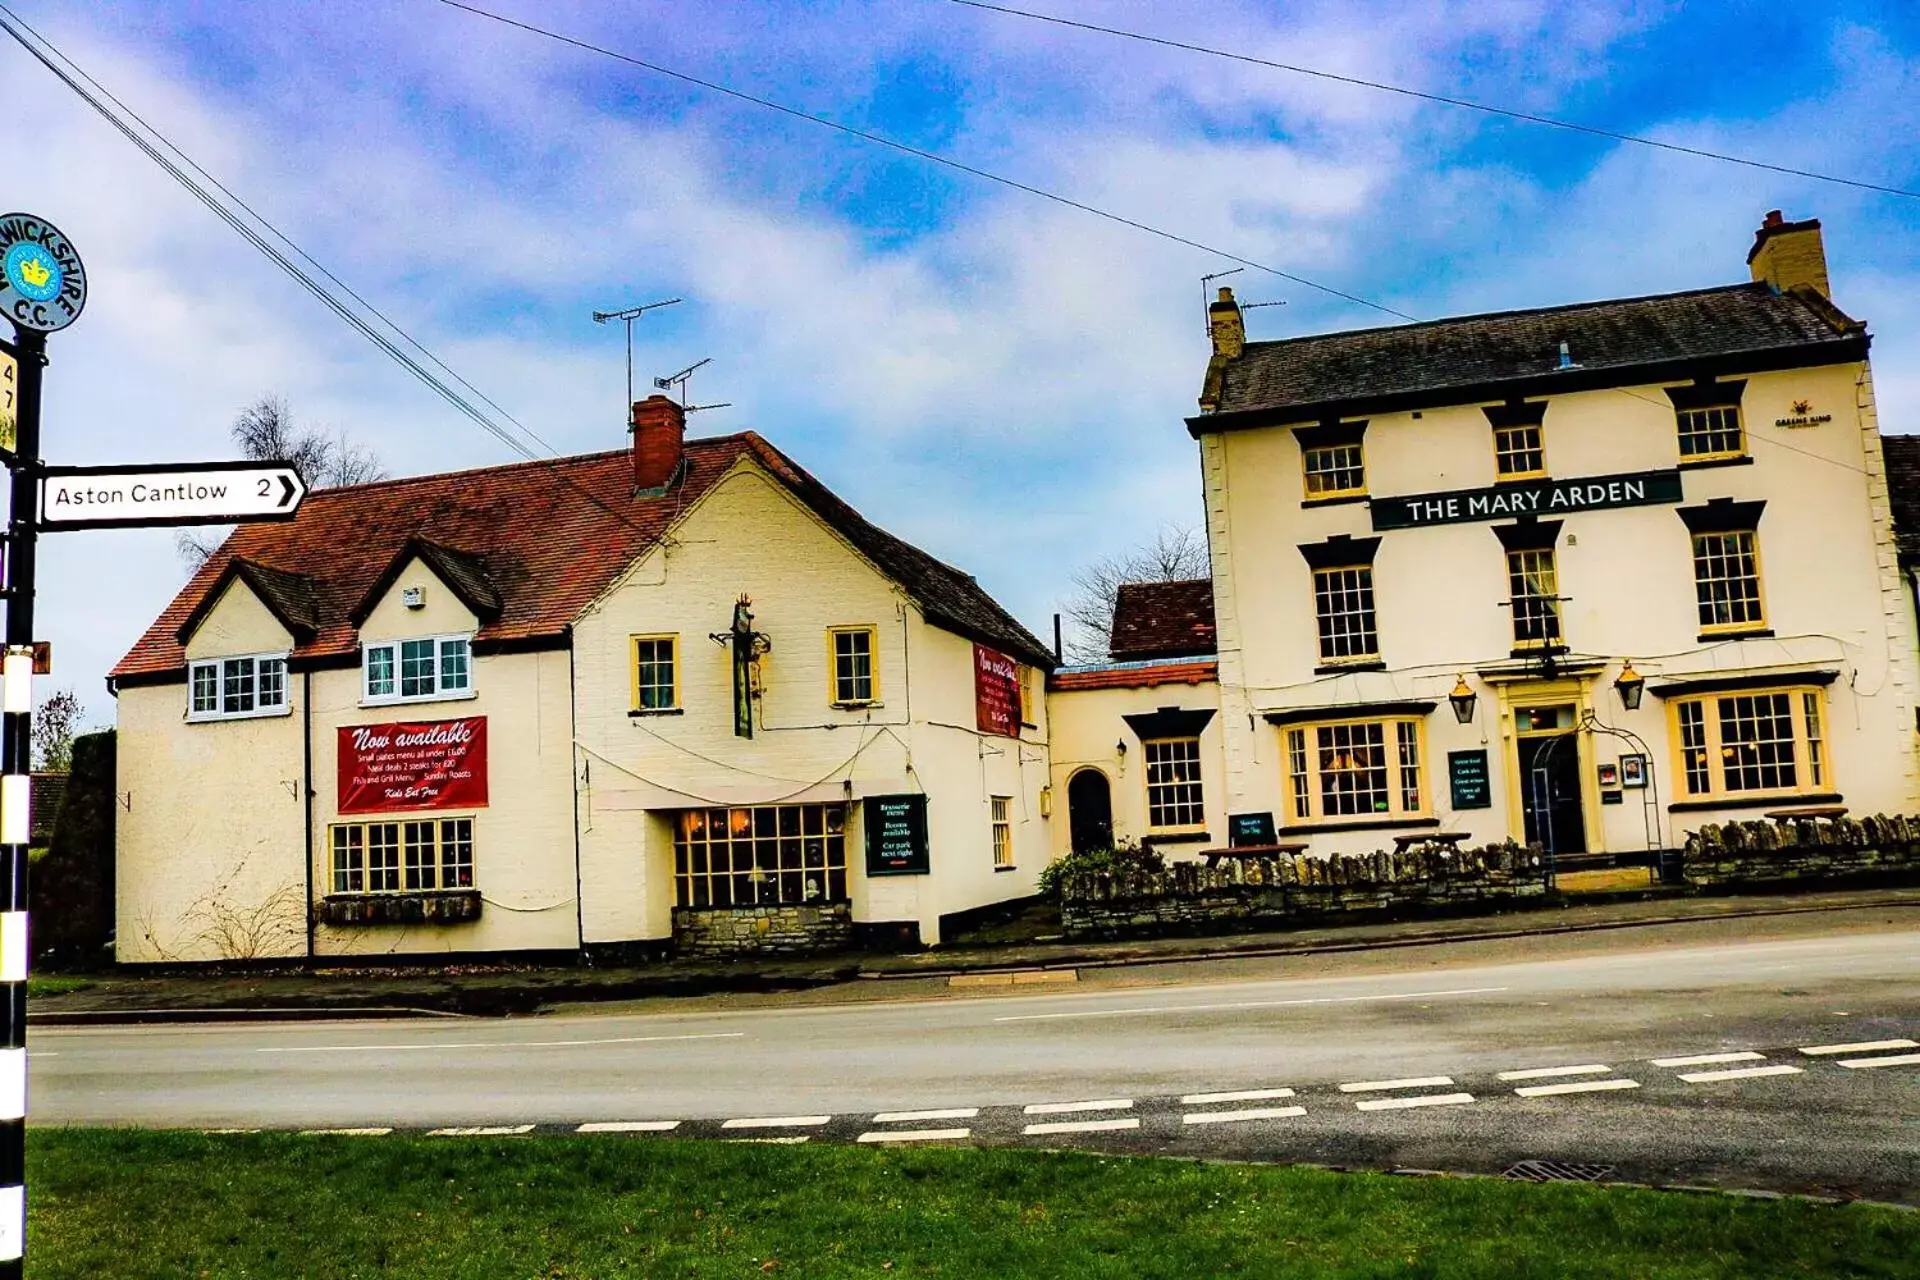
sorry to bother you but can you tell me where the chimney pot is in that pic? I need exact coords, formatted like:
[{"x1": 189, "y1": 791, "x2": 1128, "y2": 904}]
[
  {"x1": 1747, "y1": 209, "x2": 1831, "y2": 299},
  {"x1": 1207, "y1": 286, "x2": 1245, "y2": 360},
  {"x1": 1764, "y1": 209, "x2": 1784, "y2": 227},
  {"x1": 631, "y1": 394, "x2": 686, "y2": 492}
]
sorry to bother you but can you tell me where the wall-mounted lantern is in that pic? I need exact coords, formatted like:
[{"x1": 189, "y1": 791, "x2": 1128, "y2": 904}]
[
  {"x1": 1449, "y1": 674, "x2": 1478, "y2": 724},
  {"x1": 1614, "y1": 660, "x2": 1646, "y2": 712}
]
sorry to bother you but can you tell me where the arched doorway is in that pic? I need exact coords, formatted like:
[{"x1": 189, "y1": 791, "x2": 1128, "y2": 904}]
[{"x1": 1067, "y1": 768, "x2": 1113, "y2": 854}]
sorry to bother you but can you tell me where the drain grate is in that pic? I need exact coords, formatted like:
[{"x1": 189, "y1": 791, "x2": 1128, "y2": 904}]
[{"x1": 1502, "y1": 1160, "x2": 1616, "y2": 1183}]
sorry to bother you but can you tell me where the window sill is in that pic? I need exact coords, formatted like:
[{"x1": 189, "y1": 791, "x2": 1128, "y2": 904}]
[
  {"x1": 831, "y1": 701, "x2": 884, "y2": 711},
  {"x1": 1301, "y1": 492, "x2": 1369, "y2": 509},
  {"x1": 317, "y1": 889, "x2": 482, "y2": 926},
  {"x1": 629, "y1": 707, "x2": 685, "y2": 717},
  {"x1": 1314, "y1": 660, "x2": 1386, "y2": 675},
  {"x1": 1669, "y1": 792, "x2": 1842, "y2": 815},
  {"x1": 1143, "y1": 830, "x2": 1212, "y2": 845},
  {"x1": 361, "y1": 689, "x2": 479, "y2": 709},
  {"x1": 186, "y1": 705, "x2": 294, "y2": 723},
  {"x1": 1281, "y1": 816, "x2": 1440, "y2": 836},
  {"x1": 993, "y1": 864, "x2": 1018, "y2": 873},
  {"x1": 1678, "y1": 454, "x2": 1754, "y2": 471},
  {"x1": 1696, "y1": 628, "x2": 1774, "y2": 643},
  {"x1": 1494, "y1": 473, "x2": 1548, "y2": 486}
]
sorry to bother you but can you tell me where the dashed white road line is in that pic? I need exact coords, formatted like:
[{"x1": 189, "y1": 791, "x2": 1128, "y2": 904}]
[
  {"x1": 721, "y1": 1115, "x2": 832, "y2": 1129},
  {"x1": 872, "y1": 1108, "x2": 979, "y2": 1122},
  {"x1": 1650, "y1": 1051, "x2": 1765, "y2": 1068},
  {"x1": 857, "y1": 1129, "x2": 971, "y2": 1143},
  {"x1": 259, "y1": 1032, "x2": 745, "y2": 1054},
  {"x1": 1022, "y1": 1118, "x2": 1140, "y2": 1135},
  {"x1": 1838, "y1": 1053, "x2": 1920, "y2": 1069},
  {"x1": 1514, "y1": 1079, "x2": 1641, "y2": 1098},
  {"x1": 1181, "y1": 1088, "x2": 1295, "y2": 1105},
  {"x1": 1181, "y1": 1106, "x2": 1306, "y2": 1125},
  {"x1": 993, "y1": 986, "x2": 1507, "y2": 1023},
  {"x1": 1800, "y1": 1039, "x2": 1917, "y2": 1056},
  {"x1": 1338, "y1": 1076, "x2": 1454, "y2": 1093},
  {"x1": 300, "y1": 1127, "x2": 393, "y2": 1136},
  {"x1": 729, "y1": 1135, "x2": 809, "y2": 1144},
  {"x1": 576, "y1": 1121, "x2": 681, "y2": 1133},
  {"x1": 1677, "y1": 1065, "x2": 1803, "y2": 1084},
  {"x1": 1355, "y1": 1093, "x2": 1474, "y2": 1112},
  {"x1": 1024, "y1": 1099, "x2": 1132, "y2": 1115},
  {"x1": 429, "y1": 1125, "x2": 534, "y2": 1136},
  {"x1": 1497, "y1": 1064, "x2": 1613, "y2": 1081}
]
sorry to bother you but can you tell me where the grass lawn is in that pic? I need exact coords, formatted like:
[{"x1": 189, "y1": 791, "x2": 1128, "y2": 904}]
[
  {"x1": 27, "y1": 1130, "x2": 1919, "y2": 1279},
  {"x1": 26, "y1": 975, "x2": 93, "y2": 998}
]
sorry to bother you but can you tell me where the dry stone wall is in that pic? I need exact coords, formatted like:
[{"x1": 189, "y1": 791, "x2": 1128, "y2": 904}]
[
  {"x1": 672, "y1": 903, "x2": 854, "y2": 956},
  {"x1": 1683, "y1": 815, "x2": 1920, "y2": 887},
  {"x1": 1060, "y1": 843, "x2": 1546, "y2": 940}
]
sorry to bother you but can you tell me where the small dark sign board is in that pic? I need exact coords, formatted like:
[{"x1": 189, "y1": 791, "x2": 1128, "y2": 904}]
[
  {"x1": 1448, "y1": 750, "x2": 1492, "y2": 810},
  {"x1": 865, "y1": 794, "x2": 930, "y2": 876},
  {"x1": 1228, "y1": 811, "x2": 1276, "y2": 848}
]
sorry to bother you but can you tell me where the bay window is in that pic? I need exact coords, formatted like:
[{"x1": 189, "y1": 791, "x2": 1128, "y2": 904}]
[{"x1": 1283, "y1": 716, "x2": 1428, "y2": 826}]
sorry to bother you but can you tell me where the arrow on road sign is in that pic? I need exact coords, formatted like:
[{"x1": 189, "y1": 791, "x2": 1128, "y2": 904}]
[{"x1": 37, "y1": 460, "x2": 308, "y2": 531}]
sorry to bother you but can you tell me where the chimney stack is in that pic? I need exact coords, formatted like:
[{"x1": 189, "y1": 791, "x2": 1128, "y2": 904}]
[
  {"x1": 1747, "y1": 209, "x2": 1831, "y2": 299},
  {"x1": 631, "y1": 394, "x2": 686, "y2": 493},
  {"x1": 1208, "y1": 286, "x2": 1245, "y2": 359}
]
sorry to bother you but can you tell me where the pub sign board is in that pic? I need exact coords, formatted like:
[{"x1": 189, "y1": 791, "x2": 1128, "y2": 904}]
[
  {"x1": 338, "y1": 716, "x2": 489, "y2": 814},
  {"x1": 1371, "y1": 469, "x2": 1683, "y2": 532},
  {"x1": 864, "y1": 794, "x2": 930, "y2": 876},
  {"x1": 1228, "y1": 811, "x2": 1277, "y2": 848},
  {"x1": 1448, "y1": 749, "x2": 1492, "y2": 810},
  {"x1": 973, "y1": 644, "x2": 1022, "y2": 738}
]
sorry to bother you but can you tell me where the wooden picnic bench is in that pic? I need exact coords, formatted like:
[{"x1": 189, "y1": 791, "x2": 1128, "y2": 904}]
[
  {"x1": 1391, "y1": 831, "x2": 1471, "y2": 851},
  {"x1": 1764, "y1": 804, "x2": 1848, "y2": 821},
  {"x1": 1200, "y1": 842, "x2": 1309, "y2": 867}
]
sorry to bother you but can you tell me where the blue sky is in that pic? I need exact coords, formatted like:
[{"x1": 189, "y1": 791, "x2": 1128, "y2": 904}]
[{"x1": 7, "y1": 0, "x2": 1920, "y2": 721}]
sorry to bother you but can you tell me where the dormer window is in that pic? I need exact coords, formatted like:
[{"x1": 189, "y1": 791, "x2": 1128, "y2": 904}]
[
  {"x1": 187, "y1": 653, "x2": 290, "y2": 721},
  {"x1": 364, "y1": 634, "x2": 473, "y2": 704}
]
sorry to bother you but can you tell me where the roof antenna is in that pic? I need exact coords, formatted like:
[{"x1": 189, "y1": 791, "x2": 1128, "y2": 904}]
[
  {"x1": 1200, "y1": 268, "x2": 1243, "y2": 337},
  {"x1": 654, "y1": 357, "x2": 732, "y2": 413},
  {"x1": 593, "y1": 298, "x2": 683, "y2": 414}
]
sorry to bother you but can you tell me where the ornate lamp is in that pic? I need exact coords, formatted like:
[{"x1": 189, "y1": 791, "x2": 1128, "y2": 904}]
[
  {"x1": 1449, "y1": 674, "x2": 1478, "y2": 724},
  {"x1": 1615, "y1": 660, "x2": 1646, "y2": 711}
]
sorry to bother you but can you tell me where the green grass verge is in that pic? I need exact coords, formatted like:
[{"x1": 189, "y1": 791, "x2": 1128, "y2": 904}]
[
  {"x1": 27, "y1": 1130, "x2": 1919, "y2": 1279},
  {"x1": 26, "y1": 975, "x2": 92, "y2": 997}
]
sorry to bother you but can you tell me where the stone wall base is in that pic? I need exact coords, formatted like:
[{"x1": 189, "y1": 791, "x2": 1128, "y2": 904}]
[{"x1": 672, "y1": 902, "x2": 854, "y2": 956}]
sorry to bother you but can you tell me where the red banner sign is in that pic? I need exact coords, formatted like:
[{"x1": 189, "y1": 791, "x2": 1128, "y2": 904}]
[
  {"x1": 974, "y1": 644, "x2": 1022, "y2": 738},
  {"x1": 337, "y1": 717, "x2": 489, "y2": 814}
]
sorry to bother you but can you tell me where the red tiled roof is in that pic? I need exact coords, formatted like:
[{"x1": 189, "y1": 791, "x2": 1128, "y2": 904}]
[
  {"x1": 1108, "y1": 578, "x2": 1217, "y2": 661},
  {"x1": 113, "y1": 433, "x2": 1052, "y2": 682},
  {"x1": 1049, "y1": 660, "x2": 1218, "y2": 692}
]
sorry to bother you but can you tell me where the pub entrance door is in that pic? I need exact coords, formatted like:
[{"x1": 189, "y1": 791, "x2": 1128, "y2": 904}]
[
  {"x1": 1067, "y1": 769, "x2": 1113, "y2": 854},
  {"x1": 1516, "y1": 704, "x2": 1586, "y2": 869}
]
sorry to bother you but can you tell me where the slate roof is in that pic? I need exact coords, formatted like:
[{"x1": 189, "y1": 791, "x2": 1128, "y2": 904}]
[
  {"x1": 1108, "y1": 578, "x2": 1217, "y2": 661},
  {"x1": 1882, "y1": 433, "x2": 1920, "y2": 565},
  {"x1": 1205, "y1": 282, "x2": 1867, "y2": 424},
  {"x1": 113, "y1": 433, "x2": 1052, "y2": 682}
]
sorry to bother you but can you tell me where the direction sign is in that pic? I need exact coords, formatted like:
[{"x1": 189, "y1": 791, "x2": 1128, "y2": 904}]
[{"x1": 38, "y1": 461, "x2": 307, "y2": 530}]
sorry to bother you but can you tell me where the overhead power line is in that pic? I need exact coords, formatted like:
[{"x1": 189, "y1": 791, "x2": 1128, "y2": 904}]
[
  {"x1": 430, "y1": 0, "x2": 1417, "y2": 322},
  {"x1": 946, "y1": 0, "x2": 1920, "y2": 203}
]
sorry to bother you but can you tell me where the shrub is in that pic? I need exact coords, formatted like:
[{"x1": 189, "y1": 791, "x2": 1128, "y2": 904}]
[{"x1": 1037, "y1": 841, "x2": 1165, "y2": 900}]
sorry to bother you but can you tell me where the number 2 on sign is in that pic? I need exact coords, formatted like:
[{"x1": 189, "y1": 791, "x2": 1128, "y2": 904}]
[{"x1": 257, "y1": 479, "x2": 271, "y2": 497}]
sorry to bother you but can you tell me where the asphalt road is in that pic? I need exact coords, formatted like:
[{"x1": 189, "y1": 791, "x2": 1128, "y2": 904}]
[{"x1": 30, "y1": 921, "x2": 1920, "y2": 1201}]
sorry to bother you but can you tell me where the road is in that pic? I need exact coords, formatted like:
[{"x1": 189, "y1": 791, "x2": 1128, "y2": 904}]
[{"x1": 30, "y1": 919, "x2": 1920, "y2": 1201}]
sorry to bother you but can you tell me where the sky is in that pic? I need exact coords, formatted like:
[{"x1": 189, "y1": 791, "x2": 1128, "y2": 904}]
[{"x1": 5, "y1": 0, "x2": 1920, "y2": 725}]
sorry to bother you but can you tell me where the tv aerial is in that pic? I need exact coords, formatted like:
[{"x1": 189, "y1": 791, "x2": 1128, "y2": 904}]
[
  {"x1": 592, "y1": 297, "x2": 682, "y2": 409},
  {"x1": 1199, "y1": 267, "x2": 1284, "y2": 336},
  {"x1": 654, "y1": 357, "x2": 731, "y2": 413}
]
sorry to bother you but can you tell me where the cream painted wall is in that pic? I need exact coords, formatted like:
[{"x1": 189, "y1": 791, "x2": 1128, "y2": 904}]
[
  {"x1": 1199, "y1": 360, "x2": 1920, "y2": 857},
  {"x1": 571, "y1": 459, "x2": 1050, "y2": 947},
  {"x1": 1046, "y1": 677, "x2": 1225, "y2": 861},
  {"x1": 182, "y1": 579, "x2": 296, "y2": 661}
]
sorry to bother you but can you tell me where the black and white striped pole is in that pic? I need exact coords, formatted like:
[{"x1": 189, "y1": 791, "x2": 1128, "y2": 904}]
[{"x1": 0, "y1": 212, "x2": 89, "y2": 1280}]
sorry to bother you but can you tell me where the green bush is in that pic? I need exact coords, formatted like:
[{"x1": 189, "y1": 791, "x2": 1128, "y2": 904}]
[
  {"x1": 1037, "y1": 840, "x2": 1165, "y2": 900},
  {"x1": 33, "y1": 729, "x2": 115, "y2": 969}
]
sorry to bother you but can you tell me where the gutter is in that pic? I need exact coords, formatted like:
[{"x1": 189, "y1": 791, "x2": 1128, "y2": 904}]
[
  {"x1": 302, "y1": 668, "x2": 315, "y2": 960},
  {"x1": 567, "y1": 631, "x2": 586, "y2": 959}
]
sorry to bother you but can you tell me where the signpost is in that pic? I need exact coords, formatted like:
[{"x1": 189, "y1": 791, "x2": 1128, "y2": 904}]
[{"x1": 0, "y1": 213, "x2": 304, "y2": 1277}]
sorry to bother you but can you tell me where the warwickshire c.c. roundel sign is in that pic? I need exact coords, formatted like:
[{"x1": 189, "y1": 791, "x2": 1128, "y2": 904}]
[{"x1": 0, "y1": 213, "x2": 86, "y2": 332}]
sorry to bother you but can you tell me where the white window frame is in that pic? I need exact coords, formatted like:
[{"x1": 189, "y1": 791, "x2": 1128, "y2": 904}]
[
  {"x1": 1143, "y1": 737, "x2": 1206, "y2": 832},
  {"x1": 1283, "y1": 717, "x2": 1429, "y2": 827},
  {"x1": 361, "y1": 634, "x2": 476, "y2": 706},
  {"x1": 330, "y1": 816, "x2": 475, "y2": 895},
  {"x1": 186, "y1": 652, "x2": 291, "y2": 722}
]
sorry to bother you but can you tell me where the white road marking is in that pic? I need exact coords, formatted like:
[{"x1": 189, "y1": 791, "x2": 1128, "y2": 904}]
[
  {"x1": 1180, "y1": 1088, "x2": 1296, "y2": 1105},
  {"x1": 201, "y1": 1128, "x2": 259, "y2": 1134},
  {"x1": 1677, "y1": 1065, "x2": 1804, "y2": 1083},
  {"x1": 1022, "y1": 1118, "x2": 1140, "y2": 1135},
  {"x1": 872, "y1": 1108, "x2": 979, "y2": 1122},
  {"x1": 576, "y1": 1121, "x2": 681, "y2": 1133},
  {"x1": 1650, "y1": 1051, "x2": 1765, "y2": 1068},
  {"x1": 721, "y1": 1116, "x2": 832, "y2": 1129},
  {"x1": 1800, "y1": 1039, "x2": 1917, "y2": 1056},
  {"x1": 258, "y1": 1032, "x2": 745, "y2": 1054},
  {"x1": 1181, "y1": 1106, "x2": 1306, "y2": 1125},
  {"x1": 857, "y1": 1128, "x2": 971, "y2": 1143},
  {"x1": 1024, "y1": 1099, "x2": 1132, "y2": 1115},
  {"x1": 729, "y1": 1135, "x2": 809, "y2": 1144},
  {"x1": 428, "y1": 1125, "x2": 535, "y2": 1136},
  {"x1": 994, "y1": 986, "x2": 1507, "y2": 1023},
  {"x1": 1497, "y1": 1064, "x2": 1613, "y2": 1081},
  {"x1": 1838, "y1": 1053, "x2": 1920, "y2": 1069},
  {"x1": 301, "y1": 1127, "x2": 393, "y2": 1136},
  {"x1": 1514, "y1": 1079, "x2": 1641, "y2": 1098},
  {"x1": 1355, "y1": 1093, "x2": 1475, "y2": 1112},
  {"x1": 1338, "y1": 1076, "x2": 1454, "y2": 1093}
]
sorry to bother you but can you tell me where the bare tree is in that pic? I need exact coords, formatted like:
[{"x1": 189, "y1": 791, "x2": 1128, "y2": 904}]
[
  {"x1": 1061, "y1": 526, "x2": 1210, "y2": 664},
  {"x1": 32, "y1": 688, "x2": 84, "y2": 772},
  {"x1": 176, "y1": 396, "x2": 388, "y2": 568}
]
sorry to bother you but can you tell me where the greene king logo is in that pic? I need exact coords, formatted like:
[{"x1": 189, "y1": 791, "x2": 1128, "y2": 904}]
[{"x1": 0, "y1": 213, "x2": 85, "y2": 332}]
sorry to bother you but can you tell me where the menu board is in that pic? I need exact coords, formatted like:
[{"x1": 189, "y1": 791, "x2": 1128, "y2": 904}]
[
  {"x1": 338, "y1": 717, "x2": 488, "y2": 814},
  {"x1": 973, "y1": 644, "x2": 1021, "y2": 738},
  {"x1": 864, "y1": 794, "x2": 930, "y2": 876},
  {"x1": 1448, "y1": 749, "x2": 1491, "y2": 810},
  {"x1": 1228, "y1": 812, "x2": 1276, "y2": 848}
]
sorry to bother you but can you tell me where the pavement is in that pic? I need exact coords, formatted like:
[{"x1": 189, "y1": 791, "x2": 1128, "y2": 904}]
[{"x1": 30, "y1": 905, "x2": 1920, "y2": 1204}]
